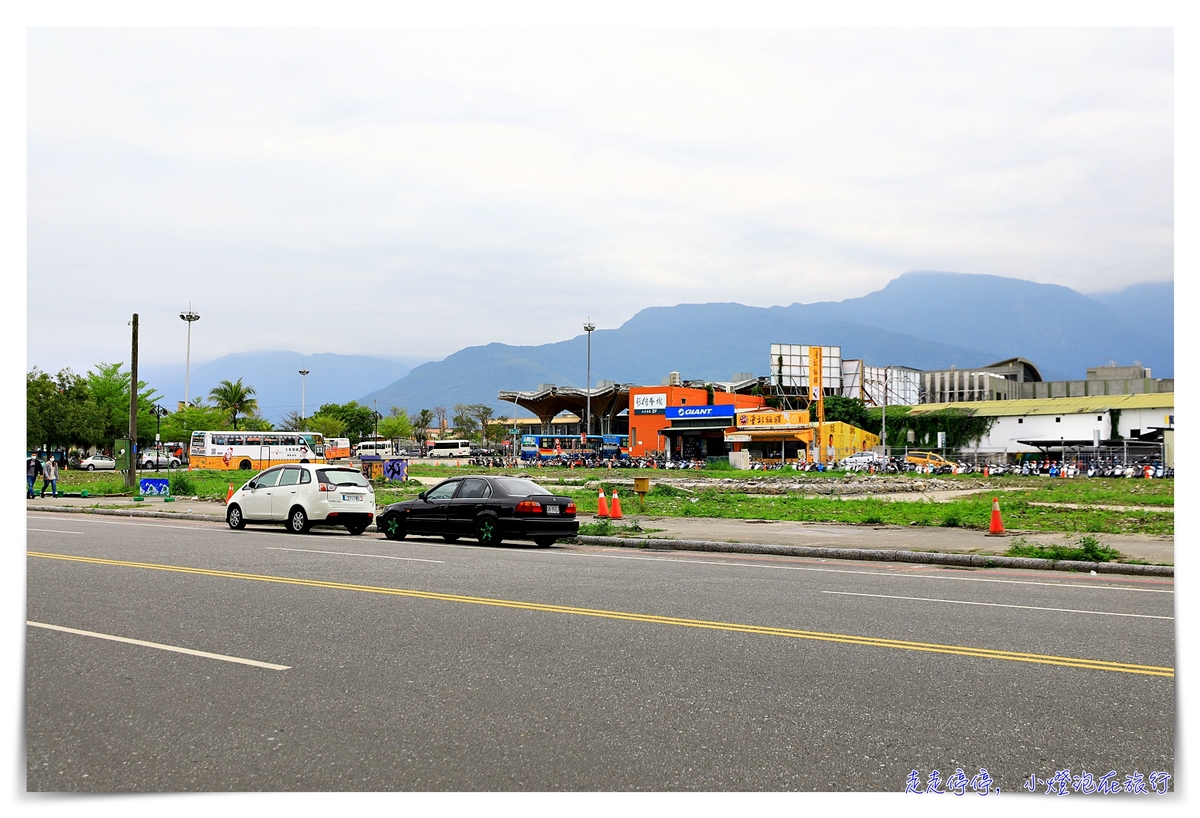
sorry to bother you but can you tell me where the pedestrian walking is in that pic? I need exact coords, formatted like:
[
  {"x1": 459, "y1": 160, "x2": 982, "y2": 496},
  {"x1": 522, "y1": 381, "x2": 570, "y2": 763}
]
[
  {"x1": 26, "y1": 453, "x2": 43, "y2": 498},
  {"x1": 40, "y1": 454, "x2": 59, "y2": 498}
]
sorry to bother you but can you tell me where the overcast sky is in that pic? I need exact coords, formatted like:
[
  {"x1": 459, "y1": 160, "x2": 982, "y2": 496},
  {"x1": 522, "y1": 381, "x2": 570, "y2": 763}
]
[{"x1": 26, "y1": 26, "x2": 1173, "y2": 374}]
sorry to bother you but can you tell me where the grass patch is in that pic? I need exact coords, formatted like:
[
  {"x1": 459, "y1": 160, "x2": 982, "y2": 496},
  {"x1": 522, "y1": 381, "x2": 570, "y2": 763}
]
[
  {"x1": 578, "y1": 518, "x2": 651, "y2": 537},
  {"x1": 169, "y1": 472, "x2": 198, "y2": 496},
  {"x1": 567, "y1": 488, "x2": 1172, "y2": 536},
  {"x1": 1004, "y1": 535, "x2": 1122, "y2": 563}
]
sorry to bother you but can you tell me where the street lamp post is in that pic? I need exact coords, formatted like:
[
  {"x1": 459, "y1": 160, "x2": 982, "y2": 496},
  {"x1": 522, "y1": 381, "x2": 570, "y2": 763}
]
[
  {"x1": 151, "y1": 404, "x2": 169, "y2": 471},
  {"x1": 584, "y1": 321, "x2": 595, "y2": 437},
  {"x1": 299, "y1": 369, "x2": 310, "y2": 421},
  {"x1": 179, "y1": 308, "x2": 200, "y2": 407}
]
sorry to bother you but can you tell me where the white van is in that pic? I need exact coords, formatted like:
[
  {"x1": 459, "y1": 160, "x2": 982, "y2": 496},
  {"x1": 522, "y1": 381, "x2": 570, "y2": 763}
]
[
  {"x1": 428, "y1": 439, "x2": 471, "y2": 458},
  {"x1": 355, "y1": 440, "x2": 395, "y2": 458}
]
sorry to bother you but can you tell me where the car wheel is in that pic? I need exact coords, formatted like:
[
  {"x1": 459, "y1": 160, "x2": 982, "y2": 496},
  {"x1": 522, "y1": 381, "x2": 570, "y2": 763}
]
[
  {"x1": 475, "y1": 516, "x2": 502, "y2": 546},
  {"x1": 346, "y1": 521, "x2": 367, "y2": 536},
  {"x1": 288, "y1": 507, "x2": 310, "y2": 534},
  {"x1": 381, "y1": 514, "x2": 406, "y2": 541},
  {"x1": 533, "y1": 537, "x2": 556, "y2": 548},
  {"x1": 86, "y1": 464, "x2": 95, "y2": 471},
  {"x1": 442, "y1": 534, "x2": 459, "y2": 542},
  {"x1": 239, "y1": 460, "x2": 253, "y2": 470},
  {"x1": 227, "y1": 504, "x2": 246, "y2": 530}
]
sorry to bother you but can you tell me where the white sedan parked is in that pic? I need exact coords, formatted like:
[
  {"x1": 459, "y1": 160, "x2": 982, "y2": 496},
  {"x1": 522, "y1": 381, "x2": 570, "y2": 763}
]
[
  {"x1": 78, "y1": 454, "x2": 116, "y2": 471},
  {"x1": 226, "y1": 463, "x2": 375, "y2": 535}
]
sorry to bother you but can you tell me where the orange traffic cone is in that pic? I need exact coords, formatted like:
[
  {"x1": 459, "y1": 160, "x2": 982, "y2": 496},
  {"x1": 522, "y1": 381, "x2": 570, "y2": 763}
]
[
  {"x1": 986, "y1": 496, "x2": 1006, "y2": 536},
  {"x1": 610, "y1": 490, "x2": 623, "y2": 520},
  {"x1": 225, "y1": 483, "x2": 236, "y2": 503},
  {"x1": 596, "y1": 489, "x2": 610, "y2": 519}
]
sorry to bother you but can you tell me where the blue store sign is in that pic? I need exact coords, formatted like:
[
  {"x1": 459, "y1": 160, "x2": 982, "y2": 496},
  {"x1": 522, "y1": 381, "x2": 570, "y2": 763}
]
[{"x1": 665, "y1": 405, "x2": 737, "y2": 420}]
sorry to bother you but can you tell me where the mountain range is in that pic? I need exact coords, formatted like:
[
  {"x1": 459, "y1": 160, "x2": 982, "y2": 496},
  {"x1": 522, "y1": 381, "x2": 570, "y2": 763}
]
[
  {"x1": 359, "y1": 272, "x2": 1174, "y2": 417},
  {"x1": 136, "y1": 352, "x2": 423, "y2": 423}
]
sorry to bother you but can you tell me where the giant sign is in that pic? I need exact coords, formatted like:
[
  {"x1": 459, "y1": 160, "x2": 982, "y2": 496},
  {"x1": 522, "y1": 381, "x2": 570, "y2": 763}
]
[
  {"x1": 665, "y1": 405, "x2": 737, "y2": 420},
  {"x1": 633, "y1": 393, "x2": 668, "y2": 414}
]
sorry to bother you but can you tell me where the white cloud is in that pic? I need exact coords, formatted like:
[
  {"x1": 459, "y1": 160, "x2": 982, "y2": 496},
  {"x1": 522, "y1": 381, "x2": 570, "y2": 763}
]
[{"x1": 27, "y1": 27, "x2": 1172, "y2": 373}]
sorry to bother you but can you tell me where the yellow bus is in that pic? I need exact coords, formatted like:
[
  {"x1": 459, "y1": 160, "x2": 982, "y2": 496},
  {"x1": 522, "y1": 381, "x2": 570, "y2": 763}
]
[{"x1": 188, "y1": 430, "x2": 326, "y2": 471}]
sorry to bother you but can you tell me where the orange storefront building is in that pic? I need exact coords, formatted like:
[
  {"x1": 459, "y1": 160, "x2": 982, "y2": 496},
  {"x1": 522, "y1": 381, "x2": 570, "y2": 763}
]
[{"x1": 627, "y1": 385, "x2": 767, "y2": 457}]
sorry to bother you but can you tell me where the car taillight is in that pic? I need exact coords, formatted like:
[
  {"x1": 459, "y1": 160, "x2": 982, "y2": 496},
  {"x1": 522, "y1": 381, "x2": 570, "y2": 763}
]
[
  {"x1": 318, "y1": 482, "x2": 335, "y2": 492},
  {"x1": 565, "y1": 502, "x2": 576, "y2": 515},
  {"x1": 515, "y1": 501, "x2": 543, "y2": 514}
]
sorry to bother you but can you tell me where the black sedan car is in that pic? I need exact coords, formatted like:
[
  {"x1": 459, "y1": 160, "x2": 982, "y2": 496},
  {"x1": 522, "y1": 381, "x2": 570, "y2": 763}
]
[{"x1": 377, "y1": 475, "x2": 578, "y2": 547}]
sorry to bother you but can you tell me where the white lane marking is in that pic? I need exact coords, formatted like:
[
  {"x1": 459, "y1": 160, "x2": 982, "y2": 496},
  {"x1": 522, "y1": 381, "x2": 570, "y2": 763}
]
[
  {"x1": 821, "y1": 591, "x2": 1173, "y2": 620},
  {"x1": 561, "y1": 548, "x2": 1173, "y2": 594},
  {"x1": 27, "y1": 528, "x2": 82, "y2": 535},
  {"x1": 267, "y1": 546, "x2": 443, "y2": 564},
  {"x1": 27, "y1": 514, "x2": 219, "y2": 533},
  {"x1": 26, "y1": 621, "x2": 291, "y2": 670}
]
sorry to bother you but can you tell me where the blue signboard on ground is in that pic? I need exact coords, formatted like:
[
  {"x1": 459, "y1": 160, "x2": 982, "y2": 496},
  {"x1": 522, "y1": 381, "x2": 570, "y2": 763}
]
[
  {"x1": 383, "y1": 459, "x2": 408, "y2": 481},
  {"x1": 664, "y1": 405, "x2": 737, "y2": 420},
  {"x1": 139, "y1": 478, "x2": 170, "y2": 496}
]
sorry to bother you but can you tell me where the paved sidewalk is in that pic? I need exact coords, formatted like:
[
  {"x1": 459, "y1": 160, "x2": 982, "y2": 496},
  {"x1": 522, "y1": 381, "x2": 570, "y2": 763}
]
[
  {"x1": 25, "y1": 496, "x2": 1174, "y2": 565},
  {"x1": 585, "y1": 515, "x2": 1174, "y2": 565}
]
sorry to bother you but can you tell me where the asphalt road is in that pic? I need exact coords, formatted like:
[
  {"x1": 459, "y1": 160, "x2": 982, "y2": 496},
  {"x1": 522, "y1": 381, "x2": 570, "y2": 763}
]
[{"x1": 25, "y1": 510, "x2": 1175, "y2": 792}]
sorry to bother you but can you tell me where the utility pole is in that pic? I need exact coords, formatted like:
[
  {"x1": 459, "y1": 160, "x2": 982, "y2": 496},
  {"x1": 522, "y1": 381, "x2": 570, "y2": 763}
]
[
  {"x1": 299, "y1": 369, "x2": 310, "y2": 421},
  {"x1": 584, "y1": 320, "x2": 595, "y2": 437},
  {"x1": 881, "y1": 367, "x2": 888, "y2": 455},
  {"x1": 128, "y1": 313, "x2": 139, "y2": 490},
  {"x1": 180, "y1": 307, "x2": 200, "y2": 407}
]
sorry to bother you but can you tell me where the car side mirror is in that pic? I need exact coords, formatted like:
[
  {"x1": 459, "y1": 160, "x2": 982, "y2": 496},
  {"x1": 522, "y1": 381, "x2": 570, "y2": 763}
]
[{"x1": 418, "y1": 491, "x2": 428, "y2": 501}]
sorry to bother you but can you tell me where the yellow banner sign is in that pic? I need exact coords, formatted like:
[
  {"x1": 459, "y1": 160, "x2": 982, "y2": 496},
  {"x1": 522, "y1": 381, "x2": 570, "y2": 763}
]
[{"x1": 736, "y1": 410, "x2": 810, "y2": 428}]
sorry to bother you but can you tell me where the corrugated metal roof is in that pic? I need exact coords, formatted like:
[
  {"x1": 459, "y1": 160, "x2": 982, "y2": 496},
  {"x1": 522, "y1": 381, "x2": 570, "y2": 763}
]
[{"x1": 908, "y1": 393, "x2": 1174, "y2": 417}]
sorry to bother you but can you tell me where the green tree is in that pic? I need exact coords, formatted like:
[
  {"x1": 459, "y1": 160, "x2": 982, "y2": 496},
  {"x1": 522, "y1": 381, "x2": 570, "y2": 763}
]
[
  {"x1": 208, "y1": 379, "x2": 258, "y2": 430},
  {"x1": 159, "y1": 400, "x2": 231, "y2": 443},
  {"x1": 822, "y1": 396, "x2": 870, "y2": 429},
  {"x1": 83, "y1": 362, "x2": 162, "y2": 447},
  {"x1": 468, "y1": 404, "x2": 495, "y2": 447},
  {"x1": 377, "y1": 411, "x2": 412, "y2": 445},
  {"x1": 28, "y1": 368, "x2": 107, "y2": 451},
  {"x1": 451, "y1": 403, "x2": 481, "y2": 443},
  {"x1": 239, "y1": 415, "x2": 274, "y2": 432},
  {"x1": 306, "y1": 414, "x2": 348, "y2": 439},
  {"x1": 413, "y1": 409, "x2": 435, "y2": 447},
  {"x1": 314, "y1": 401, "x2": 376, "y2": 443},
  {"x1": 279, "y1": 411, "x2": 309, "y2": 432}
]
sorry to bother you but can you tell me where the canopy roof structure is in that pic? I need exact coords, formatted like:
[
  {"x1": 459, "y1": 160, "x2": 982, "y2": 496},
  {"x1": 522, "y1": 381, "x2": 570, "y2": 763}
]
[{"x1": 498, "y1": 383, "x2": 630, "y2": 431}]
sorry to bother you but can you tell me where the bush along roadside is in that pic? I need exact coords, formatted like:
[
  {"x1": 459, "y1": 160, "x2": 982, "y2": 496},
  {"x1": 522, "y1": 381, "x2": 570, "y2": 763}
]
[{"x1": 1004, "y1": 535, "x2": 1123, "y2": 563}]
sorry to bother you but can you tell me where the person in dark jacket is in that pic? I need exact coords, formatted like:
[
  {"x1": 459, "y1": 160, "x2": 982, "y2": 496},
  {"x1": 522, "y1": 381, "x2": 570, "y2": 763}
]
[{"x1": 26, "y1": 454, "x2": 43, "y2": 499}]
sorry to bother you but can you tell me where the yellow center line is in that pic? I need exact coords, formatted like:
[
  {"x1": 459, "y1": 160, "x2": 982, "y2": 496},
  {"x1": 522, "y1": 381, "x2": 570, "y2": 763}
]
[{"x1": 28, "y1": 550, "x2": 1174, "y2": 678}]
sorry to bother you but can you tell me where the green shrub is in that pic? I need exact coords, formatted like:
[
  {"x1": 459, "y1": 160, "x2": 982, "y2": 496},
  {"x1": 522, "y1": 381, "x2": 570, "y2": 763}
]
[
  {"x1": 169, "y1": 472, "x2": 197, "y2": 496},
  {"x1": 1005, "y1": 534, "x2": 1122, "y2": 563}
]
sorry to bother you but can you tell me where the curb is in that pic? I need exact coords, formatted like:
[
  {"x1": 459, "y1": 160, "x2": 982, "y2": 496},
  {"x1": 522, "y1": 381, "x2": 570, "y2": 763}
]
[
  {"x1": 29, "y1": 504, "x2": 381, "y2": 530},
  {"x1": 574, "y1": 536, "x2": 1174, "y2": 577},
  {"x1": 29, "y1": 505, "x2": 227, "y2": 523},
  {"x1": 26, "y1": 506, "x2": 1172, "y2": 577}
]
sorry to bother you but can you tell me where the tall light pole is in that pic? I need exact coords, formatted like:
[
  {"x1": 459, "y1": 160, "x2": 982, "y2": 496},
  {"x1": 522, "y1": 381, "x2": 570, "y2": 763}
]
[
  {"x1": 584, "y1": 320, "x2": 595, "y2": 438},
  {"x1": 180, "y1": 308, "x2": 200, "y2": 407},
  {"x1": 299, "y1": 369, "x2": 310, "y2": 422}
]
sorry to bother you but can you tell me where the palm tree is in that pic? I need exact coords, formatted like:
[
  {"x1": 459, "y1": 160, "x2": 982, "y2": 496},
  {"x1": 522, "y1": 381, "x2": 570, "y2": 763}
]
[{"x1": 209, "y1": 379, "x2": 258, "y2": 430}]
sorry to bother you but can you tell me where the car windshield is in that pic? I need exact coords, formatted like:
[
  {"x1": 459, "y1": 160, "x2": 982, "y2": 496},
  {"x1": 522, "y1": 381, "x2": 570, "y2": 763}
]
[
  {"x1": 493, "y1": 477, "x2": 553, "y2": 496},
  {"x1": 317, "y1": 468, "x2": 370, "y2": 487}
]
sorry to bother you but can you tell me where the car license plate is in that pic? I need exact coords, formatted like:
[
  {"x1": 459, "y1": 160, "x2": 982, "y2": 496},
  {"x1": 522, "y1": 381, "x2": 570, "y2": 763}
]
[
  {"x1": 545, "y1": 505, "x2": 560, "y2": 514},
  {"x1": 342, "y1": 494, "x2": 362, "y2": 502}
]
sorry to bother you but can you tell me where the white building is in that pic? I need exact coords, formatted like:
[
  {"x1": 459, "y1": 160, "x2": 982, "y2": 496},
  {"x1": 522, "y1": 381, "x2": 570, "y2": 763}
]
[{"x1": 907, "y1": 393, "x2": 1174, "y2": 458}]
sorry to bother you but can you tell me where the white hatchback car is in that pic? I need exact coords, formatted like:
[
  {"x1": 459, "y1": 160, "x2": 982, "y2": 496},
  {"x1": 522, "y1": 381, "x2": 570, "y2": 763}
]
[{"x1": 226, "y1": 463, "x2": 375, "y2": 535}]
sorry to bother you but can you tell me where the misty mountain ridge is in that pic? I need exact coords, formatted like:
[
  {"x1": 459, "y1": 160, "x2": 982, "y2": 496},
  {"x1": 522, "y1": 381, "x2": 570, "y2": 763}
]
[
  {"x1": 359, "y1": 271, "x2": 1173, "y2": 417},
  {"x1": 135, "y1": 351, "x2": 423, "y2": 423}
]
